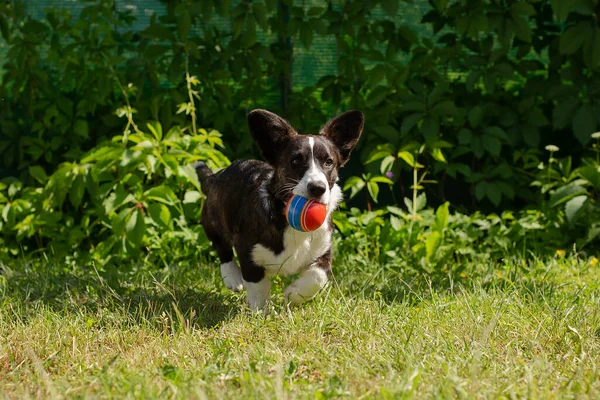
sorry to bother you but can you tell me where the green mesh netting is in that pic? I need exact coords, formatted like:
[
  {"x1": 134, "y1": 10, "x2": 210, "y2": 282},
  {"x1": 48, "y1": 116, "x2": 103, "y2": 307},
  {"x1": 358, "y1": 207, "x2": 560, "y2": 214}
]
[{"x1": 17, "y1": 1, "x2": 431, "y2": 91}]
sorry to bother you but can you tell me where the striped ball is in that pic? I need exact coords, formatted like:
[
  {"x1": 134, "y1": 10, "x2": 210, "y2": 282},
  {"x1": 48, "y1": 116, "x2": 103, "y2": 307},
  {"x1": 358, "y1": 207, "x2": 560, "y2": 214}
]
[{"x1": 285, "y1": 195, "x2": 327, "y2": 232}]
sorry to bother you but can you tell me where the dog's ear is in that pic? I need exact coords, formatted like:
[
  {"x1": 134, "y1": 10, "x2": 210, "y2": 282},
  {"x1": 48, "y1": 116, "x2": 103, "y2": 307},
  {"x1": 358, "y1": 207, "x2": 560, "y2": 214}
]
[
  {"x1": 321, "y1": 110, "x2": 364, "y2": 166},
  {"x1": 248, "y1": 109, "x2": 296, "y2": 164}
]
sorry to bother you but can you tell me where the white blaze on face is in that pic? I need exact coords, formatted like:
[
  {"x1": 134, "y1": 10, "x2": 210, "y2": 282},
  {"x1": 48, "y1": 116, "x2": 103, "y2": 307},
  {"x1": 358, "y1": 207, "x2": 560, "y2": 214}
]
[{"x1": 294, "y1": 137, "x2": 330, "y2": 205}]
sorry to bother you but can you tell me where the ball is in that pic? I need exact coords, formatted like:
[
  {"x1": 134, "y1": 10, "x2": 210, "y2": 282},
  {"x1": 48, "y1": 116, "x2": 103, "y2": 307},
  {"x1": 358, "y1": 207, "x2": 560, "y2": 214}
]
[{"x1": 285, "y1": 195, "x2": 327, "y2": 232}]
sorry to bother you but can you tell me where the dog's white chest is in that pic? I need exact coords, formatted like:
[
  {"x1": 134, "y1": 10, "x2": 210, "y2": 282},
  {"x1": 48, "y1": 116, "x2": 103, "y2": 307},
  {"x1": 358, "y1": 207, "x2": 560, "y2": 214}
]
[{"x1": 251, "y1": 223, "x2": 331, "y2": 277}]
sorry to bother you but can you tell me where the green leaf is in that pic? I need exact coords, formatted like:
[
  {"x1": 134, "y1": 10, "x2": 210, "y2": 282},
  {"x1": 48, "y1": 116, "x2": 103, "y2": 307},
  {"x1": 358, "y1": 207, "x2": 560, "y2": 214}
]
[
  {"x1": 401, "y1": 113, "x2": 422, "y2": 135},
  {"x1": 380, "y1": 155, "x2": 396, "y2": 174},
  {"x1": 397, "y1": 151, "x2": 416, "y2": 167},
  {"x1": 512, "y1": 16, "x2": 532, "y2": 42},
  {"x1": 390, "y1": 215, "x2": 403, "y2": 231},
  {"x1": 565, "y1": 195, "x2": 587, "y2": 223},
  {"x1": 551, "y1": 0, "x2": 582, "y2": 22},
  {"x1": 497, "y1": 181, "x2": 515, "y2": 200},
  {"x1": 586, "y1": 30, "x2": 600, "y2": 69},
  {"x1": 144, "y1": 186, "x2": 178, "y2": 206},
  {"x1": 374, "y1": 125, "x2": 399, "y2": 142},
  {"x1": 578, "y1": 166, "x2": 600, "y2": 190},
  {"x1": 425, "y1": 231, "x2": 441, "y2": 262},
  {"x1": 148, "y1": 203, "x2": 171, "y2": 228},
  {"x1": 554, "y1": 97, "x2": 580, "y2": 130},
  {"x1": 69, "y1": 174, "x2": 85, "y2": 208},
  {"x1": 457, "y1": 128, "x2": 472, "y2": 145},
  {"x1": 365, "y1": 146, "x2": 393, "y2": 164},
  {"x1": 367, "y1": 65, "x2": 387, "y2": 86},
  {"x1": 433, "y1": 202, "x2": 450, "y2": 233},
  {"x1": 126, "y1": 209, "x2": 146, "y2": 247},
  {"x1": 177, "y1": 164, "x2": 201, "y2": 190},
  {"x1": 466, "y1": 70, "x2": 482, "y2": 92},
  {"x1": 421, "y1": 117, "x2": 439, "y2": 141},
  {"x1": 367, "y1": 86, "x2": 390, "y2": 107},
  {"x1": 177, "y1": 11, "x2": 192, "y2": 40},
  {"x1": 300, "y1": 23, "x2": 313, "y2": 49},
  {"x1": 468, "y1": 107, "x2": 484, "y2": 128},
  {"x1": 559, "y1": 23, "x2": 589, "y2": 54},
  {"x1": 573, "y1": 104, "x2": 597, "y2": 145},
  {"x1": 183, "y1": 190, "x2": 203, "y2": 204},
  {"x1": 475, "y1": 181, "x2": 486, "y2": 201},
  {"x1": 74, "y1": 120, "x2": 89, "y2": 139},
  {"x1": 415, "y1": 192, "x2": 427, "y2": 212},
  {"x1": 29, "y1": 166, "x2": 47, "y2": 184},
  {"x1": 253, "y1": 2, "x2": 269, "y2": 29},
  {"x1": 483, "y1": 126, "x2": 508, "y2": 141},
  {"x1": 343, "y1": 176, "x2": 365, "y2": 199},
  {"x1": 147, "y1": 121, "x2": 163, "y2": 140},
  {"x1": 549, "y1": 184, "x2": 587, "y2": 207},
  {"x1": 527, "y1": 108, "x2": 548, "y2": 127},
  {"x1": 482, "y1": 135, "x2": 501, "y2": 157},
  {"x1": 367, "y1": 180, "x2": 380, "y2": 203},
  {"x1": 370, "y1": 176, "x2": 394, "y2": 184},
  {"x1": 243, "y1": 16, "x2": 257, "y2": 47},
  {"x1": 511, "y1": 2, "x2": 536, "y2": 16},
  {"x1": 112, "y1": 208, "x2": 130, "y2": 236},
  {"x1": 381, "y1": 0, "x2": 399, "y2": 15},
  {"x1": 0, "y1": 14, "x2": 10, "y2": 42},
  {"x1": 486, "y1": 183, "x2": 501, "y2": 206},
  {"x1": 430, "y1": 148, "x2": 447, "y2": 163},
  {"x1": 471, "y1": 136, "x2": 484, "y2": 158}
]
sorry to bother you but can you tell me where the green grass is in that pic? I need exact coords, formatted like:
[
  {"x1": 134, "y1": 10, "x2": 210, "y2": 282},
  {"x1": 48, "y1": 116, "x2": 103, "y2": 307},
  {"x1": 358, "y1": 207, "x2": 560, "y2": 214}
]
[{"x1": 1, "y1": 255, "x2": 600, "y2": 399}]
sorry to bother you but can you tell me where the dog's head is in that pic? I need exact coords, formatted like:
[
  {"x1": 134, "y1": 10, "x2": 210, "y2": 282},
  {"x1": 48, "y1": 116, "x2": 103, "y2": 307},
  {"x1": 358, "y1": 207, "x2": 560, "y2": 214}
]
[{"x1": 248, "y1": 109, "x2": 364, "y2": 206}]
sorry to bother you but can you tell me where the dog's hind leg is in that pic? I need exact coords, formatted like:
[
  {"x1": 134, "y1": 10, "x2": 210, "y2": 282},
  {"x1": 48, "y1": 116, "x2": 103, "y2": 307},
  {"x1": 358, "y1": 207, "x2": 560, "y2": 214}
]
[
  {"x1": 284, "y1": 251, "x2": 331, "y2": 307},
  {"x1": 205, "y1": 230, "x2": 244, "y2": 292}
]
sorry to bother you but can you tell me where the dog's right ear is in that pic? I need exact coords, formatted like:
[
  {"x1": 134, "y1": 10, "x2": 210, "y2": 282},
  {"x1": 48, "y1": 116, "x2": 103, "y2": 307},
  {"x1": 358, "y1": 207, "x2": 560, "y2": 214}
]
[{"x1": 247, "y1": 109, "x2": 296, "y2": 164}]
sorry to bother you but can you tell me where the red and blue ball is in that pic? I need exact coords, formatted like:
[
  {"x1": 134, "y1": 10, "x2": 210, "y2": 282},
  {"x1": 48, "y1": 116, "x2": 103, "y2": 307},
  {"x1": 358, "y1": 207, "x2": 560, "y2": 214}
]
[{"x1": 286, "y1": 195, "x2": 327, "y2": 232}]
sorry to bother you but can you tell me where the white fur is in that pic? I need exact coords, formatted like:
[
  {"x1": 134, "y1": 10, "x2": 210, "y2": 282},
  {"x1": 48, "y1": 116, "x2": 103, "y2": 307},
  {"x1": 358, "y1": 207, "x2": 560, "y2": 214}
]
[
  {"x1": 245, "y1": 278, "x2": 271, "y2": 311},
  {"x1": 284, "y1": 266, "x2": 329, "y2": 306},
  {"x1": 253, "y1": 222, "x2": 331, "y2": 277},
  {"x1": 220, "y1": 261, "x2": 243, "y2": 292},
  {"x1": 251, "y1": 183, "x2": 343, "y2": 278},
  {"x1": 294, "y1": 137, "x2": 330, "y2": 204}
]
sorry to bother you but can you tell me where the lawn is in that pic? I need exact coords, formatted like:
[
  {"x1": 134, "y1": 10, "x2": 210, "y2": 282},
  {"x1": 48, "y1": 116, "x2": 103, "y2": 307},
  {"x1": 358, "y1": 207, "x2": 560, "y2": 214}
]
[{"x1": 1, "y1": 255, "x2": 599, "y2": 399}]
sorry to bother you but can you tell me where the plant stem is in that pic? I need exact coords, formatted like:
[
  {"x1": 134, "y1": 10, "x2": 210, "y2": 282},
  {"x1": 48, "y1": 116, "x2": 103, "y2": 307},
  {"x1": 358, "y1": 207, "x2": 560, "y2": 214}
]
[
  {"x1": 185, "y1": 58, "x2": 198, "y2": 136},
  {"x1": 413, "y1": 166, "x2": 418, "y2": 221}
]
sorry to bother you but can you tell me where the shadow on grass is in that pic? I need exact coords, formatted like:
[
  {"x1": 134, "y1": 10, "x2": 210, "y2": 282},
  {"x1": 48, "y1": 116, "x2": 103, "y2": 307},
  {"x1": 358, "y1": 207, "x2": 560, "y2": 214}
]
[{"x1": 1, "y1": 261, "x2": 241, "y2": 330}]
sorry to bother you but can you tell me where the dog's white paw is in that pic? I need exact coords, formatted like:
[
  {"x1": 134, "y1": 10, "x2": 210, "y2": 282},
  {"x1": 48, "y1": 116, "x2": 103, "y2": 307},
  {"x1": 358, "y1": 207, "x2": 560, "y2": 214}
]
[
  {"x1": 245, "y1": 278, "x2": 271, "y2": 312},
  {"x1": 284, "y1": 266, "x2": 328, "y2": 307},
  {"x1": 220, "y1": 262, "x2": 244, "y2": 292},
  {"x1": 284, "y1": 285, "x2": 320, "y2": 307}
]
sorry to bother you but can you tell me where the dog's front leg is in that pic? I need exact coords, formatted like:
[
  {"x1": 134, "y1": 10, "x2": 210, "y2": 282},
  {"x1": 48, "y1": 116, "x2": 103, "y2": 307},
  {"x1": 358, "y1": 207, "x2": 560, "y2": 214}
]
[
  {"x1": 284, "y1": 251, "x2": 331, "y2": 307},
  {"x1": 244, "y1": 278, "x2": 271, "y2": 312},
  {"x1": 239, "y1": 254, "x2": 271, "y2": 311}
]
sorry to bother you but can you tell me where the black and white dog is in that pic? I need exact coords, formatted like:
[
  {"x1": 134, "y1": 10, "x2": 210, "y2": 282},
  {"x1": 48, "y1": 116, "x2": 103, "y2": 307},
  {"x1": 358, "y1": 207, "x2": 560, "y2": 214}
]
[{"x1": 195, "y1": 109, "x2": 364, "y2": 311}]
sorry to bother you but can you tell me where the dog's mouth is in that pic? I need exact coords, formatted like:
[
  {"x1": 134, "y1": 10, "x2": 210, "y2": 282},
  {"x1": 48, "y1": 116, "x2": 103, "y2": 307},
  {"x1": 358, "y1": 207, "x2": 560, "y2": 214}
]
[
  {"x1": 273, "y1": 179, "x2": 330, "y2": 206},
  {"x1": 292, "y1": 186, "x2": 330, "y2": 206},
  {"x1": 272, "y1": 180, "x2": 298, "y2": 202}
]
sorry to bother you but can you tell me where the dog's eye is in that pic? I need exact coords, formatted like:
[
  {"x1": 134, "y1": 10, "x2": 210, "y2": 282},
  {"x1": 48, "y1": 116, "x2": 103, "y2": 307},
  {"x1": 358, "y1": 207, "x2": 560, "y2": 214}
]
[
  {"x1": 291, "y1": 156, "x2": 302, "y2": 166},
  {"x1": 325, "y1": 158, "x2": 334, "y2": 167}
]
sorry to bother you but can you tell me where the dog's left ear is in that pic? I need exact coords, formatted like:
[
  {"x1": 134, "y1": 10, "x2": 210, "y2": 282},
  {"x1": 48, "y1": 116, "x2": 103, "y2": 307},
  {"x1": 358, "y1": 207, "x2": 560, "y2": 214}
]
[{"x1": 321, "y1": 110, "x2": 364, "y2": 166}]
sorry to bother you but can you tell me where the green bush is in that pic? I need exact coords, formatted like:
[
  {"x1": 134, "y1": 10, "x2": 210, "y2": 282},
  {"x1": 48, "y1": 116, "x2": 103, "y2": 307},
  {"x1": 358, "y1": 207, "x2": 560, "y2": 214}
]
[
  {"x1": 1, "y1": 0, "x2": 600, "y2": 267},
  {"x1": 0, "y1": 115, "x2": 230, "y2": 265},
  {"x1": 2, "y1": 0, "x2": 600, "y2": 210}
]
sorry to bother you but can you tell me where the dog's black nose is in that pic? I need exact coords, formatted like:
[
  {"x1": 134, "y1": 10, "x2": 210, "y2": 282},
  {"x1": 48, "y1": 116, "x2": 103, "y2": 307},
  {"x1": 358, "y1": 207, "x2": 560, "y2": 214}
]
[{"x1": 307, "y1": 182, "x2": 326, "y2": 198}]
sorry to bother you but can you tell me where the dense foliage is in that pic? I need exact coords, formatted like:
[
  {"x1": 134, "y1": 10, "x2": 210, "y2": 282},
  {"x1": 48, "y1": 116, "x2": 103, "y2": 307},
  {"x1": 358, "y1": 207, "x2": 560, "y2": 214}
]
[{"x1": 1, "y1": 0, "x2": 599, "y2": 267}]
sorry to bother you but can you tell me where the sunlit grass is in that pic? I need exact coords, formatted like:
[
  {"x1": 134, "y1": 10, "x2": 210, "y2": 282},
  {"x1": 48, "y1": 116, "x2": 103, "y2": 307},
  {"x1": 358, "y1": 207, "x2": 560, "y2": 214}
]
[{"x1": 1, "y1": 255, "x2": 599, "y2": 399}]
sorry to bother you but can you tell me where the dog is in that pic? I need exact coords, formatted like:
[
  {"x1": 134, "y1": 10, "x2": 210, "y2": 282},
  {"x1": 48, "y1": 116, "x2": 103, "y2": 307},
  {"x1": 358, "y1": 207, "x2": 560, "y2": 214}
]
[{"x1": 195, "y1": 109, "x2": 364, "y2": 311}]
